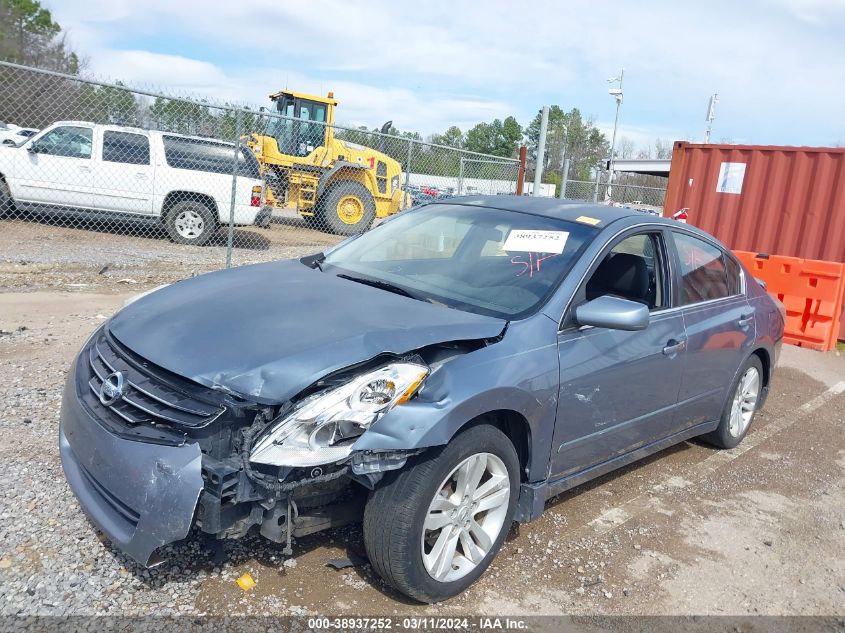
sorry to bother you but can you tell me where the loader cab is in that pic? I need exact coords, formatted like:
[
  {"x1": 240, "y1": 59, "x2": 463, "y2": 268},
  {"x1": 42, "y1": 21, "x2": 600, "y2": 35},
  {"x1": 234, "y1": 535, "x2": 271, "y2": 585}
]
[{"x1": 268, "y1": 91, "x2": 335, "y2": 158}]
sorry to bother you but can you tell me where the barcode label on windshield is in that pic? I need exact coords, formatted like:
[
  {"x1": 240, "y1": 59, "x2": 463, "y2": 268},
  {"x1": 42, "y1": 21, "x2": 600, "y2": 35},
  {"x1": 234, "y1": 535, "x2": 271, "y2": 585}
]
[{"x1": 503, "y1": 230, "x2": 569, "y2": 254}]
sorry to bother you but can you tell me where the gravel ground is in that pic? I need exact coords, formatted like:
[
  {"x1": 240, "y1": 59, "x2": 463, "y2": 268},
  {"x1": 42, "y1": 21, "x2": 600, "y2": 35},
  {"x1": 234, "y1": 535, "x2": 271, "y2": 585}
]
[
  {"x1": 0, "y1": 283, "x2": 843, "y2": 618},
  {"x1": 0, "y1": 214, "x2": 341, "y2": 292}
]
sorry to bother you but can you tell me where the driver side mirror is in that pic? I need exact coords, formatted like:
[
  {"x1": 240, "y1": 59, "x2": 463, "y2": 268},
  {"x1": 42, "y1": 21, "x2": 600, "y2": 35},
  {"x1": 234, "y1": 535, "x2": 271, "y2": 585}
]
[
  {"x1": 575, "y1": 295, "x2": 650, "y2": 331},
  {"x1": 26, "y1": 143, "x2": 40, "y2": 153}
]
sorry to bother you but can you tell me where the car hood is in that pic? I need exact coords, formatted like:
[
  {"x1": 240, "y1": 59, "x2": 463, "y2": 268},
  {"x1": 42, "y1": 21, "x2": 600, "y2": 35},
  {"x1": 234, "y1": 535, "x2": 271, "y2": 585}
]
[{"x1": 108, "y1": 260, "x2": 506, "y2": 404}]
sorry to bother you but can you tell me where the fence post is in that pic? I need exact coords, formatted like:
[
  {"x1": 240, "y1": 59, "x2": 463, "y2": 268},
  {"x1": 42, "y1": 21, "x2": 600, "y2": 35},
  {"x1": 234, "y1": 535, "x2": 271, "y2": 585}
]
[
  {"x1": 561, "y1": 157, "x2": 570, "y2": 199},
  {"x1": 404, "y1": 138, "x2": 413, "y2": 196},
  {"x1": 516, "y1": 145, "x2": 527, "y2": 195},
  {"x1": 592, "y1": 166, "x2": 601, "y2": 203},
  {"x1": 226, "y1": 108, "x2": 243, "y2": 269},
  {"x1": 457, "y1": 157, "x2": 464, "y2": 196},
  {"x1": 533, "y1": 105, "x2": 549, "y2": 197}
]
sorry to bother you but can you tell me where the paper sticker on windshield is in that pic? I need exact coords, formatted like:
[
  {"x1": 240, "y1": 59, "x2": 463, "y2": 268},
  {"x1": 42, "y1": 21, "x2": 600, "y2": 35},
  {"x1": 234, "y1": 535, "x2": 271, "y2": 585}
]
[
  {"x1": 575, "y1": 215, "x2": 601, "y2": 226},
  {"x1": 503, "y1": 230, "x2": 569, "y2": 254}
]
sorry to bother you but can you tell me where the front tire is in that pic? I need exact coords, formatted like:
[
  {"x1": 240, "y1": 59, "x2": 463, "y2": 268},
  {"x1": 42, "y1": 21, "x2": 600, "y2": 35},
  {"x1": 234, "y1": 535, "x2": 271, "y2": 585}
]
[
  {"x1": 363, "y1": 424, "x2": 519, "y2": 603},
  {"x1": 0, "y1": 179, "x2": 15, "y2": 218},
  {"x1": 317, "y1": 181, "x2": 376, "y2": 236},
  {"x1": 164, "y1": 200, "x2": 217, "y2": 246},
  {"x1": 702, "y1": 354, "x2": 763, "y2": 449}
]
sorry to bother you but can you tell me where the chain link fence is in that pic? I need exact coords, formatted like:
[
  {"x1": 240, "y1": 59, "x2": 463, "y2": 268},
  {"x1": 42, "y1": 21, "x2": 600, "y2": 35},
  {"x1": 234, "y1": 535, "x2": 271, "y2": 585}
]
[
  {"x1": 0, "y1": 61, "x2": 520, "y2": 289},
  {"x1": 562, "y1": 179, "x2": 666, "y2": 215}
]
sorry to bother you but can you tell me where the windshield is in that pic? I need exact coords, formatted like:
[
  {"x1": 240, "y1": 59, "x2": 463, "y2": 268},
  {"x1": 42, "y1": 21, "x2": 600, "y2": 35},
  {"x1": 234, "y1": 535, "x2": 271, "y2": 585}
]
[
  {"x1": 267, "y1": 96, "x2": 327, "y2": 157},
  {"x1": 322, "y1": 203, "x2": 598, "y2": 319}
]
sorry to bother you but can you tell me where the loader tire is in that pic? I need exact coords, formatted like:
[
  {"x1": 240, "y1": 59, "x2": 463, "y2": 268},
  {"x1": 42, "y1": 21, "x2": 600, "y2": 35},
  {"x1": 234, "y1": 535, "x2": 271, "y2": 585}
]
[{"x1": 318, "y1": 181, "x2": 376, "y2": 236}]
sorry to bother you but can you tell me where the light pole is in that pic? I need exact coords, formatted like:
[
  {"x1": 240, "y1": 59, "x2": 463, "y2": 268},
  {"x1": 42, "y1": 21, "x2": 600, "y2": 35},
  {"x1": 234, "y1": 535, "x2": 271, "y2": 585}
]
[
  {"x1": 704, "y1": 92, "x2": 718, "y2": 144},
  {"x1": 605, "y1": 69, "x2": 624, "y2": 200}
]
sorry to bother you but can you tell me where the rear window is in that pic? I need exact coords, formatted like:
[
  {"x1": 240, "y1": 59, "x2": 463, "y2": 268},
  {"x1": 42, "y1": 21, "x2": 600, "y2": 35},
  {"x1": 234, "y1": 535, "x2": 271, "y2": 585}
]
[
  {"x1": 162, "y1": 135, "x2": 260, "y2": 178},
  {"x1": 103, "y1": 131, "x2": 150, "y2": 165}
]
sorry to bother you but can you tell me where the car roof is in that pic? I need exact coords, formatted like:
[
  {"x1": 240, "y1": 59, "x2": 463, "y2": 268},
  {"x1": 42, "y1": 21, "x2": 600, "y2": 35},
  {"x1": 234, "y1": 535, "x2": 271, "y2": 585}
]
[
  {"x1": 426, "y1": 194, "x2": 730, "y2": 250},
  {"x1": 49, "y1": 121, "x2": 237, "y2": 146},
  {"x1": 430, "y1": 194, "x2": 673, "y2": 224}
]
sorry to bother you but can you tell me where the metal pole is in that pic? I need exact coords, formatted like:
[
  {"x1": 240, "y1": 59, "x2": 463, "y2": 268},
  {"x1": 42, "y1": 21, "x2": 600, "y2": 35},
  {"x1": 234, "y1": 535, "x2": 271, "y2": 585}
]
[
  {"x1": 533, "y1": 105, "x2": 549, "y2": 197},
  {"x1": 561, "y1": 157, "x2": 571, "y2": 200},
  {"x1": 226, "y1": 108, "x2": 242, "y2": 269},
  {"x1": 457, "y1": 157, "x2": 464, "y2": 196},
  {"x1": 606, "y1": 69, "x2": 624, "y2": 200},
  {"x1": 592, "y1": 165, "x2": 601, "y2": 203},
  {"x1": 704, "y1": 92, "x2": 718, "y2": 144},
  {"x1": 404, "y1": 138, "x2": 413, "y2": 193}
]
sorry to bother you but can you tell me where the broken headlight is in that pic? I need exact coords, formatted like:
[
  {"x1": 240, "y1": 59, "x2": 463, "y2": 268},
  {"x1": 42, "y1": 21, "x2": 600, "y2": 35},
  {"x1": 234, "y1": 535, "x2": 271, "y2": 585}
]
[{"x1": 249, "y1": 362, "x2": 428, "y2": 468}]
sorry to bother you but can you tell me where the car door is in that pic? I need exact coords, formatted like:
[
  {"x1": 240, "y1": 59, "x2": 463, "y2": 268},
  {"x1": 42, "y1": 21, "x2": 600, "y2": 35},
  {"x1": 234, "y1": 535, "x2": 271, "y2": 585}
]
[
  {"x1": 552, "y1": 229, "x2": 687, "y2": 477},
  {"x1": 668, "y1": 230, "x2": 755, "y2": 429},
  {"x1": 92, "y1": 130, "x2": 154, "y2": 214},
  {"x1": 17, "y1": 125, "x2": 94, "y2": 209}
]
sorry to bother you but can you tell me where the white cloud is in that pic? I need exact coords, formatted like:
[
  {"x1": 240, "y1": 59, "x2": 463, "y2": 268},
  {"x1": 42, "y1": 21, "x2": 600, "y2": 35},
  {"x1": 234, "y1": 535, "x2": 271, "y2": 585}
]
[{"x1": 49, "y1": 0, "x2": 845, "y2": 145}]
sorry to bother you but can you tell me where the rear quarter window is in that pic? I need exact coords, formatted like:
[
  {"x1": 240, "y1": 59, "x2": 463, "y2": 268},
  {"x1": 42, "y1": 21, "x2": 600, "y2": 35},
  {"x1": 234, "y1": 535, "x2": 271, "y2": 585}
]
[
  {"x1": 673, "y1": 231, "x2": 732, "y2": 304},
  {"x1": 162, "y1": 136, "x2": 260, "y2": 179}
]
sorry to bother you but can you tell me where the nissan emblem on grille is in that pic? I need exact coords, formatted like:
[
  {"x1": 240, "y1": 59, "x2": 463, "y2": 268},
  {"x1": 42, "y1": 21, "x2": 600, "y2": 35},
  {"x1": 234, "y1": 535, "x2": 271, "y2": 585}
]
[{"x1": 99, "y1": 371, "x2": 125, "y2": 406}]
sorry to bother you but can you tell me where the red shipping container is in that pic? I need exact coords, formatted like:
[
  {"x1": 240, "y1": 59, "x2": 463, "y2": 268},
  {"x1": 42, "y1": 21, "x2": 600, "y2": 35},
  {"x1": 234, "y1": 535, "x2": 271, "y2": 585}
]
[{"x1": 664, "y1": 142, "x2": 845, "y2": 342}]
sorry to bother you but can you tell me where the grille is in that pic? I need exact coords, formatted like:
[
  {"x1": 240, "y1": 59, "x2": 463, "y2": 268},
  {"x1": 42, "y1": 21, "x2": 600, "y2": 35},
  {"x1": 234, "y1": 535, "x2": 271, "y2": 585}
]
[{"x1": 83, "y1": 330, "x2": 225, "y2": 435}]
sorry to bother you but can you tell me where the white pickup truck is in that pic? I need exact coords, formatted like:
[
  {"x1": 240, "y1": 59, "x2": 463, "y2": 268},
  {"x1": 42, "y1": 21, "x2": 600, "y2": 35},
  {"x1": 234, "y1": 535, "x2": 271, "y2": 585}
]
[{"x1": 0, "y1": 121, "x2": 269, "y2": 245}]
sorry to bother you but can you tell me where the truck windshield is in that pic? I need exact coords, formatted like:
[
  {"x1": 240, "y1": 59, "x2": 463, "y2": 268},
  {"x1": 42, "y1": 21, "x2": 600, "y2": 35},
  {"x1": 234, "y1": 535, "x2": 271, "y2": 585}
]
[
  {"x1": 322, "y1": 203, "x2": 598, "y2": 319},
  {"x1": 268, "y1": 96, "x2": 327, "y2": 157}
]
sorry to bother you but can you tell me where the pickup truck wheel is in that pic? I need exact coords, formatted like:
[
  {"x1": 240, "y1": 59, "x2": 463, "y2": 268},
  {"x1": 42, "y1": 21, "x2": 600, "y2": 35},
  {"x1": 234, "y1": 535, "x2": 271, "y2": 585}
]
[
  {"x1": 701, "y1": 354, "x2": 763, "y2": 449},
  {"x1": 0, "y1": 179, "x2": 15, "y2": 218},
  {"x1": 363, "y1": 424, "x2": 519, "y2": 603},
  {"x1": 318, "y1": 181, "x2": 376, "y2": 236},
  {"x1": 164, "y1": 200, "x2": 217, "y2": 246}
]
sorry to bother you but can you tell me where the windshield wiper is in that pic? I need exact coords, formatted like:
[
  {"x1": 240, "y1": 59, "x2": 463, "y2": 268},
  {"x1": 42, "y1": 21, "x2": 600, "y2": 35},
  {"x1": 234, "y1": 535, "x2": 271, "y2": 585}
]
[{"x1": 336, "y1": 273, "x2": 427, "y2": 302}]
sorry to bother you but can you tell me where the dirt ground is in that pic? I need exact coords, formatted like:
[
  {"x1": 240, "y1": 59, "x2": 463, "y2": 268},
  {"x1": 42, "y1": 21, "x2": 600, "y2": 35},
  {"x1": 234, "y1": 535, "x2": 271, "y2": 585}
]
[{"x1": 0, "y1": 282, "x2": 843, "y2": 618}]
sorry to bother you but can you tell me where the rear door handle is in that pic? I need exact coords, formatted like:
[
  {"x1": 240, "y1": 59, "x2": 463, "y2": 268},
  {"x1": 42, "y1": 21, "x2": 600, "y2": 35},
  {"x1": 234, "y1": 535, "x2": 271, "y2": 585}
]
[
  {"x1": 663, "y1": 339, "x2": 687, "y2": 355},
  {"x1": 135, "y1": 173, "x2": 147, "y2": 179},
  {"x1": 78, "y1": 165, "x2": 90, "y2": 172},
  {"x1": 738, "y1": 314, "x2": 754, "y2": 327}
]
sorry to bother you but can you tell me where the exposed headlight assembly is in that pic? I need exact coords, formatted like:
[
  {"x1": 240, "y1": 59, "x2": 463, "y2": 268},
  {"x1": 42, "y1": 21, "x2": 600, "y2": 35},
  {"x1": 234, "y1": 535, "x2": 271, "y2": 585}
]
[{"x1": 249, "y1": 362, "x2": 428, "y2": 468}]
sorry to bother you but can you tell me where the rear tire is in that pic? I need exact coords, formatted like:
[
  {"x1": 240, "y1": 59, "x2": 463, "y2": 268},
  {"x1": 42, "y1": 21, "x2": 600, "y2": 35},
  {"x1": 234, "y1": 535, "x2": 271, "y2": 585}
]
[
  {"x1": 701, "y1": 354, "x2": 763, "y2": 449},
  {"x1": 164, "y1": 200, "x2": 217, "y2": 246},
  {"x1": 317, "y1": 181, "x2": 376, "y2": 236},
  {"x1": 363, "y1": 424, "x2": 519, "y2": 603}
]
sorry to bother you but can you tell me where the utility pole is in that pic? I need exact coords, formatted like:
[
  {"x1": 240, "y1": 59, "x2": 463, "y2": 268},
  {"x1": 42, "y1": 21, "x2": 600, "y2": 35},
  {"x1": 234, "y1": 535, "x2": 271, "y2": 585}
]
[
  {"x1": 704, "y1": 92, "x2": 718, "y2": 144},
  {"x1": 533, "y1": 105, "x2": 549, "y2": 197},
  {"x1": 605, "y1": 69, "x2": 624, "y2": 200}
]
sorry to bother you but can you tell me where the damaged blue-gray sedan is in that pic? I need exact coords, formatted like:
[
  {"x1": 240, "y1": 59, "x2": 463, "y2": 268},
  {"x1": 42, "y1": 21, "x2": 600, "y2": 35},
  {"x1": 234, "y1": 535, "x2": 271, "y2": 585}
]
[{"x1": 59, "y1": 196, "x2": 784, "y2": 602}]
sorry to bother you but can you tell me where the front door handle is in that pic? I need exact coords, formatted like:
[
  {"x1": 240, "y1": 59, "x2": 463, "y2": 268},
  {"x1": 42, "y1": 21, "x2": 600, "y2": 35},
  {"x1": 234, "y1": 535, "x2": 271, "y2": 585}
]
[
  {"x1": 738, "y1": 313, "x2": 754, "y2": 327},
  {"x1": 663, "y1": 339, "x2": 687, "y2": 356},
  {"x1": 78, "y1": 165, "x2": 90, "y2": 172}
]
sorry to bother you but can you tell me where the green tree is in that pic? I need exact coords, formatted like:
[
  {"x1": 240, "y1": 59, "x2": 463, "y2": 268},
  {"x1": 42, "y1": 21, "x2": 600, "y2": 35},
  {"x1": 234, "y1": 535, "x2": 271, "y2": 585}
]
[
  {"x1": 76, "y1": 82, "x2": 141, "y2": 127},
  {"x1": 464, "y1": 117, "x2": 522, "y2": 158},
  {"x1": 430, "y1": 125, "x2": 463, "y2": 149},
  {"x1": 526, "y1": 106, "x2": 609, "y2": 188}
]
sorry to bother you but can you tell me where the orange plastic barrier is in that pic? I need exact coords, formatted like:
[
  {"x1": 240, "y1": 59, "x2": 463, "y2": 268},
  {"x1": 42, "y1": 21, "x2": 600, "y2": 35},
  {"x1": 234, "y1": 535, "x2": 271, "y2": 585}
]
[{"x1": 734, "y1": 251, "x2": 845, "y2": 352}]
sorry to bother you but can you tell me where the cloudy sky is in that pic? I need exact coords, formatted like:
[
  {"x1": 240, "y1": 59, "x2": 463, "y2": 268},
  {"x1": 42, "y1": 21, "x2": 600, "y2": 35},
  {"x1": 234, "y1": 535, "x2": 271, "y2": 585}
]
[{"x1": 50, "y1": 0, "x2": 845, "y2": 150}]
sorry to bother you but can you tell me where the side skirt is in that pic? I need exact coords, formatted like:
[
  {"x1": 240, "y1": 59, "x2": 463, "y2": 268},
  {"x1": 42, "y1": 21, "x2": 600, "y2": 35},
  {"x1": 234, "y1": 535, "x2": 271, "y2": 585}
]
[{"x1": 514, "y1": 420, "x2": 716, "y2": 522}]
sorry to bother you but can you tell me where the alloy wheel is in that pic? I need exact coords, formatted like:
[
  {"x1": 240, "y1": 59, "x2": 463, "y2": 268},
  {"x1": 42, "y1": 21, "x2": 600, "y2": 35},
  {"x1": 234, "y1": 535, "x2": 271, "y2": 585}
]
[
  {"x1": 729, "y1": 366, "x2": 760, "y2": 437},
  {"x1": 421, "y1": 452, "x2": 511, "y2": 582}
]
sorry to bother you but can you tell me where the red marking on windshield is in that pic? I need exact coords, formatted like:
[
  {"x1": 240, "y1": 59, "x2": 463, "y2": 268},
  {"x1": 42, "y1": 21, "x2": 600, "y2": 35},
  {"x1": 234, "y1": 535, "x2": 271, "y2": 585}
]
[{"x1": 511, "y1": 253, "x2": 558, "y2": 277}]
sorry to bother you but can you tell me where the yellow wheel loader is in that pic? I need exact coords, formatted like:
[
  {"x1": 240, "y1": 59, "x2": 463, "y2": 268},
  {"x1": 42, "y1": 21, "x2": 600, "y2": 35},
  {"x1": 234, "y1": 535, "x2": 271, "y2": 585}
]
[{"x1": 247, "y1": 90, "x2": 408, "y2": 235}]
